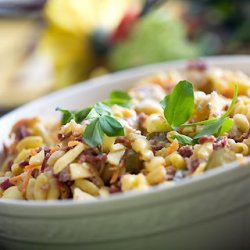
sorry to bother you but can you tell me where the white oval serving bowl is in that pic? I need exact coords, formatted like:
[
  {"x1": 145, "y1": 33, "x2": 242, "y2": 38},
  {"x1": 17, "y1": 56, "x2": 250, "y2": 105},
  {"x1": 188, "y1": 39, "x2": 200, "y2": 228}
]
[{"x1": 1, "y1": 56, "x2": 250, "y2": 250}]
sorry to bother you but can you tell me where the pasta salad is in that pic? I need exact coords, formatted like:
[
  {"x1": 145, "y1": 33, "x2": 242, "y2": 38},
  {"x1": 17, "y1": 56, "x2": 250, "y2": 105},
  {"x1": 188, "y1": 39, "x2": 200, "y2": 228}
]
[{"x1": 1, "y1": 61, "x2": 250, "y2": 201}]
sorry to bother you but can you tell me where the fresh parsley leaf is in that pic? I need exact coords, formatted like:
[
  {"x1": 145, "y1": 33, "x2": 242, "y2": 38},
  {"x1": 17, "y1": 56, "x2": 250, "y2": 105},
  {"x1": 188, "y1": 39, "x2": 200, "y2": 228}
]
[
  {"x1": 74, "y1": 107, "x2": 92, "y2": 123},
  {"x1": 94, "y1": 102, "x2": 112, "y2": 115},
  {"x1": 104, "y1": 91, "x2": 132, "y2": 108},
  {"x1": 216, "y1": 118, "x2": 233, "y2": 136},
  {"x1": 162, "y1": 80, "x2": 194, "y2": 127},
  {"x1": 194, "y1": 117, "x2": 228, "y2": 140},
  {"x1": 56, "y1": 107, "x2": 75, "y2": 125},
  {"x1": 172, "y1": 133, "x2": 194, "y2": 145},
  {"x1": 56, "y1": 107, "x2": 93, "y2": 125},
  {"x1": 110, "y1": 91, "x2": 131, "y2": 101},
  {"x1": 83, "y1": 118, "x2": 104, "y2": 147},
  {"x1": 85, "y1": 108, "x2": 99, "y2": 121},
  {"x1": 99, "y1": 115, "x2": 124, "y2": 137}
]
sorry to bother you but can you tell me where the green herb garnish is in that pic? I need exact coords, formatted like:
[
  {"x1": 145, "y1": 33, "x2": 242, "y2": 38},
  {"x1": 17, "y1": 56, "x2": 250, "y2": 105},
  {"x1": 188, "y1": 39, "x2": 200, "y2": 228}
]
[
  {"x1": 56, "y1": 91, "x2": 130, "y2": 147},
  {"x1": 172, "y1": 133, "x2": 195, "y2": 145},
  {"x1": 160, "y1": 80, "x2": 194, "y2": 127},
  {"x1": 103, "y1": 90, "x2": 132, "y2": 108},
  {"x1": 56, "y1": 107, "x2": 91, "y2": 125},
  {"x1": 161, "y1": 81, "x2": 238, "y2": 145},
  {"x1": 193, "y1": 117, "x2": 230, "y2": 140}
]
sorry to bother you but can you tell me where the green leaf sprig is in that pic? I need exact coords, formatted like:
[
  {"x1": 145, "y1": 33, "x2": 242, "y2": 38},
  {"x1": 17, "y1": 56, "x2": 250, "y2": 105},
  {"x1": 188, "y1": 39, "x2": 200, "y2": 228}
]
[
  {"x1": 103, "y1": 91, "x2": 132, "y2": 108},
  {"x1": 56, "y1": 91, "x2": 131, "y2": 147},
  {"x1": 161, "y1": 81, "x2": 238, "y2": 145},
  {"x1": 160, "y1": 80, "x2": 194, "y2": 127}
]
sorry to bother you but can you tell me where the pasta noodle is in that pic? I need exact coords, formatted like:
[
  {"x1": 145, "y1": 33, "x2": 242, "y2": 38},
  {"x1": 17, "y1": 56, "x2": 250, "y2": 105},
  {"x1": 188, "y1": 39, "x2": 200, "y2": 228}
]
[{"x1": 1, "y1": 64, "x2": 250, "y2": 201}]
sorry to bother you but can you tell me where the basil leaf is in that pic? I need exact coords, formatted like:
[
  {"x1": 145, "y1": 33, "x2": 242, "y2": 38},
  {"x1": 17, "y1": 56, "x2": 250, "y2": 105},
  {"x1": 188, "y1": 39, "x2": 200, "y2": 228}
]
[
  {"x1": 100, "y1": 115, "x2": 124, "y2": 137},
  {"x1": 221, "y1": 84, "x2": 238, "y2": 118},
  {"x1": 94, "y1": 102, "x2": 112, "y2": 115},
  {"x1": 103, "y1": 99, "x2": 131, "y2": 108},
  {"x1": 194, "y1": 117, "x2": 228, "y2": 139},
  {"x1": 181, "y1": 84, "x2": 238, "y2": 128},
  {"x1": 162, "y1": 80, "x2": 194, "y2": 127},
  {"x1": 74, "y1": 107, "x2": 92, "y2": 123},
  {"x1": 83, "y1": 118, "x2": 104, "y2": 147},
  {"x1": 86, "y1": 108, "x2": 99, "y2": 121},
  {"x1": 56, "y1": 107, "x2": 75, "y2": 125},
  {"x1": 110, "y1": 91, "x2": 131, "y2": 101},
  {"x1": 180, "y1": 118, "x2": 218, "y2": 127},
  {"x1": 172, "y1": 133, "x2": 194, "y2": 145},
  {"x1": 103, "y1": 91, "x2": 132, "y2": 108},
  {"x1": 217, "y1": 118, "x2": 233, "y2": 136}
]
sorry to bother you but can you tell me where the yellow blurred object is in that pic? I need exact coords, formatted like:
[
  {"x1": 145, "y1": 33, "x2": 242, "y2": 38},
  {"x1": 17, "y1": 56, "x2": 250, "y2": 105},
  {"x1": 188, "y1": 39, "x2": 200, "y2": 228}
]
[
  {"x1": 44, "y1": 0, "x2": 132, "y2": 36},
  {"x1": 0, "y1": 0, "x2": 134, "y2": 108},
  {"x1": 39, "y1": 0, "x2": 133, "y2": 88},
  {"x1": 38, "y1": 26, "x2": 95, "y2": 88},
  {"x1": 0, "y1": 19, "x2": 53, "y2": 108}
]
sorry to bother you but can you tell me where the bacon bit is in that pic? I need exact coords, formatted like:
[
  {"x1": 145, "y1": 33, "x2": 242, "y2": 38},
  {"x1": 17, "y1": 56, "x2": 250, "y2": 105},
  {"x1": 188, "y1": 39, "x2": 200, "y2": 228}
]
[
  {"x1": 0, "y1": 179, "x2": 14, "y2": 191},
  {"x1": 58, "y1": 182, "x2": 71, "y2": 199},
  {"x1": 19, "y1": 160, "x2": 29, "y2": 168},
  {"x1": 186, "y1": 157, "x2": 200, "y2": 173},
  {"x1": 198, "y1": 135, "x2": 215, "y2": 144},
  {"x1": 79, "y1": 148, "x2": 107, "y2": 171},
  {"x1": 41, "y1": 153, "x2": 50, "y2": 172},
  {"x1": 166, "y1": 166, "x2": 176, "y2": 181},
  {"x1": 213, "y1": 136, "x2": 228, "y2": 150},
  {"x1": 12, "y1": 118, "x2": 34, "y2": 131},
  {"x1": 67, "y1": 141, "x2": 79, "y2": 147},
  {"x1": 191, "y1": 158, "x2": 200, "y2": 172},
  {"x1": 50, "y1": 145, "x2": 60, "y2": 154},
  {"x1": 236, "y1": 128, "x2": 250, "y2": 142},
  {"x1": 7, "y1": 160, "x2": 13, "y2": 171},
  {"x1": 58, "y1": 132, "x2": 72, "y2": 141},
  {"x1": 166, "y1": 139, "x2": 179, "y2": 155},
  {"x1": 57, "y1": 167, "x2": 71, "y2": 182},
  {"x1": 21, "y1": 170, "x2": 32, "y2": 195},
  {"x1": 109, "y1": 183, "x2": 122, "y2": 194},
  {"x1": 9, "y1": 175, "x2": 22, "y2": 185},
  {"x1": 223, "y1": 104, "x2": 229, "y2": 111},
  {"x1": 11, "y1": 118, "x2": 36, "y2": 140},
  {"x1": 178, "y1": 145, "x2": 193, "y2": 158},
  {"x1": 16, "y1": 125, "x2": 30, "y2": 141},
  {"x1": 115, "y1": 137, "x2": 131, "y2": 148},
  {"x1": 63, "y1": 146, "x2": 74, "y2": 152}
]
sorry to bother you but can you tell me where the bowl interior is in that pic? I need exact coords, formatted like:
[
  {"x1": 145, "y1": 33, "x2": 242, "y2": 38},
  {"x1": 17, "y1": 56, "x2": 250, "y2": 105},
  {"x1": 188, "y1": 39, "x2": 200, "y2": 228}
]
[{"x1": 0, "y1": 55, "x2": 250, "y2": 208}]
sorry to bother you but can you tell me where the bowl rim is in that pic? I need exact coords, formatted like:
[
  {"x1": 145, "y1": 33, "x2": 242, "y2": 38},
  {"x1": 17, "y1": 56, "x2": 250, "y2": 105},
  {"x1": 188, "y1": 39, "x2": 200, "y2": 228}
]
[{"x1": 1, "y1": 54, "x2": 250, "y2": 208}]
